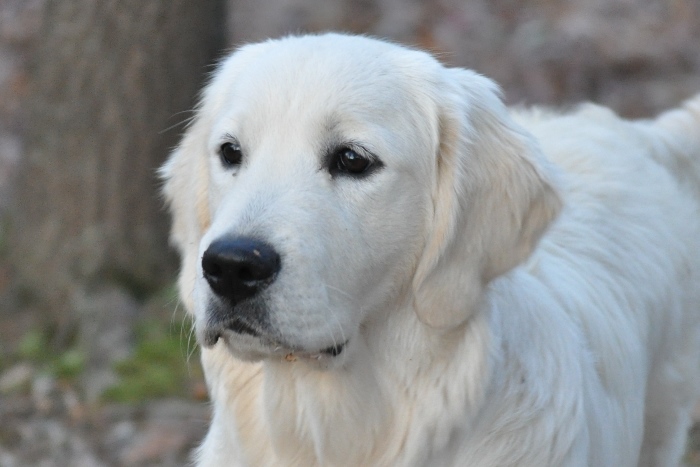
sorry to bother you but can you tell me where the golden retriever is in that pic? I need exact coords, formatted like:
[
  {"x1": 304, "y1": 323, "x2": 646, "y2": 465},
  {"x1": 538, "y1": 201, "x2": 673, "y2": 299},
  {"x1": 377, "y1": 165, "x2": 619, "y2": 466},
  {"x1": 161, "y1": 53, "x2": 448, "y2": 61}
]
[{"x1": 161, "y1": 33, "x2": 700, "y2": 466}]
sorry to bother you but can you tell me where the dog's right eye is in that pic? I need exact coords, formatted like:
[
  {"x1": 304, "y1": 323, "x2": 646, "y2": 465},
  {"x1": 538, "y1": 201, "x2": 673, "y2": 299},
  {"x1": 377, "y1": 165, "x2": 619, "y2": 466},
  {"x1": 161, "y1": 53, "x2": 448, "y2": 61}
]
[
  {"x1": 337, "y1": 148, "x2": 370, "y2": 174},
  {"x1": 220, "y1": 142, "x2": 243, "y2": 167},
  {"x1": 328, "y1": 145, "x2": 382, "y2": 178}
]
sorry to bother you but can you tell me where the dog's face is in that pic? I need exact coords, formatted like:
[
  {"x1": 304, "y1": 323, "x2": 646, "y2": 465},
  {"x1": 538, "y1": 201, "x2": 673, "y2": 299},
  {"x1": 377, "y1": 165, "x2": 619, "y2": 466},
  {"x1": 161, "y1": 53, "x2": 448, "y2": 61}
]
[
  {"x1": 162, "y1": 34, "x2": 560, "y2": 364},
  {"x1": 196, "y1": 37, "x2": 437, "y2": 361}
]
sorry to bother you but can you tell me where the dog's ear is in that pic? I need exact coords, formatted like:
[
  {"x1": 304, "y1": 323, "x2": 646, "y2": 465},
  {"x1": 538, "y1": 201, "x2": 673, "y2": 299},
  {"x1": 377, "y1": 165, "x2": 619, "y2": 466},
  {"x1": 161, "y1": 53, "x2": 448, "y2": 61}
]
[
  {"x1": 160, "y1": 119, "x2": 212, "y2": 313},
  {"x1": 412, "y1": 69, "x2": 561, "y2": 329}
]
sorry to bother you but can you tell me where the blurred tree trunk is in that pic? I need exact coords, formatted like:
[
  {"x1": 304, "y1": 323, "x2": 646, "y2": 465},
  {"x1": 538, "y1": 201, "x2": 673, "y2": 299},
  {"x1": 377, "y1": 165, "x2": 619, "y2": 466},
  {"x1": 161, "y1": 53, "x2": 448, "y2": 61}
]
[{"x1": 8, "y1": 1, "x2": 225, "y2": 344}]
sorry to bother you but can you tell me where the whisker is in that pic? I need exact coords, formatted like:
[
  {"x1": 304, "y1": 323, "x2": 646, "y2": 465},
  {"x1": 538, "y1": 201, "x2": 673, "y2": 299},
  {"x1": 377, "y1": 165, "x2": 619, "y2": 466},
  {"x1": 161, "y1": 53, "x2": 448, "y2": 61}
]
[
  {"x1": 324, "y1": 318, "x2": 338, "y2": 350},
  {"x1": 169, "y1": 287, "x2": 200, "y2": 369},
  {"x1": 326, "y1": 307, "x2": 347, "y2": 348},
  {"x1": 296, "y1": 307, "x2": 314, "y2": 349},
  {"x1": 321, "y1": 283, "x2": 351, "y2": 344},
  {"x1": 186, "y1": 320, "x2": 199, "y2": 364},
  {"x1": 322, "y1": 282, "x2": 353, "y2": 300},
  {"x1": 159, "y1": 112, "x2": 197, "y2": 135}
]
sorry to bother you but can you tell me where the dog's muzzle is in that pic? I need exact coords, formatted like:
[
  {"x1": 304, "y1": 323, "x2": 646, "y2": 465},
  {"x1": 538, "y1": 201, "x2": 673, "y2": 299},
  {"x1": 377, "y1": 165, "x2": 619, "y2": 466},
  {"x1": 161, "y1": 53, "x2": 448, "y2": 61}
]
[
  {"x1": 200, "y1": 235, "x2": 279, "y2": 346},
  {"x1": 200, "y1": 236, "x2": 348, "y2": 358}
]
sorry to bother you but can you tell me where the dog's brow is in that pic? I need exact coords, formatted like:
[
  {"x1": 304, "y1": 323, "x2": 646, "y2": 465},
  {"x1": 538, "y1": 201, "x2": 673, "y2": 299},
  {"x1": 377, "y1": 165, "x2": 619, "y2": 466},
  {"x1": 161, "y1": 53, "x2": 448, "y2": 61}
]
[
  {"x1": 221, "y1": 132, "x2": 239, "y2": 144},
  {"x1": 323, "y1": 114, "x2": 340, "y2": 134}
]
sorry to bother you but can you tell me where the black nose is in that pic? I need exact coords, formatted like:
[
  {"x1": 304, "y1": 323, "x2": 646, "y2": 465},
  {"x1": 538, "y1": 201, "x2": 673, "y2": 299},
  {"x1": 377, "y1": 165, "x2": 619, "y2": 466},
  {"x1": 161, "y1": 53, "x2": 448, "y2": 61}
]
[{"x1": 201, "y1": 237, "x2": 281, "y2": 304}]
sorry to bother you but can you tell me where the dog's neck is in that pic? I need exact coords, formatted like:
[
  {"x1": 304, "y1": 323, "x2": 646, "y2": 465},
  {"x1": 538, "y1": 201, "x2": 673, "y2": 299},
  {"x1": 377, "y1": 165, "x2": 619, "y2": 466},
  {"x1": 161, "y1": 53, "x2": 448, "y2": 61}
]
[{"x1": 201, "y1": 304, "x2": 495, "y2": 466}]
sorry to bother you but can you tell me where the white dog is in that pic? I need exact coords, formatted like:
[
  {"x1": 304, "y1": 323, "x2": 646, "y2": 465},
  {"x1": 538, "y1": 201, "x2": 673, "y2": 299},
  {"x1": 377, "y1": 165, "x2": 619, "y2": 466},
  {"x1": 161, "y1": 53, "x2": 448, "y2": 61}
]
[{"x1": 161, "y1": 33, "x2": 700, "y2": 466}]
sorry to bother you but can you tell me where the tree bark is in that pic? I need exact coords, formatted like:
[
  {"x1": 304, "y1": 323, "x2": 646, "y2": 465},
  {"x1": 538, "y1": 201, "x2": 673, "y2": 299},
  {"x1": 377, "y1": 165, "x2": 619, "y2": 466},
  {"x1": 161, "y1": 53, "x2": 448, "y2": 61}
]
[{"x1": 8, "y1": 1, "x2": 225, "y2": 340}]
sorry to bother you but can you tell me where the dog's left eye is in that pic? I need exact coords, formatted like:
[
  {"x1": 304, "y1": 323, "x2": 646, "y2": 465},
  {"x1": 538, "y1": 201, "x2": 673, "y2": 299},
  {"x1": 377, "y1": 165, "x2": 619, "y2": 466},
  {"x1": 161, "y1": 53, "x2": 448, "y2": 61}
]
[
  {"x1": 338, "y1": 148, "x2": 369, "y2": 173},
  {"x1": 220, "y1": 142, "x2": 243, "y2": 167},
  {"x1": 330, "y1": 146, "x2": 380, "y2": 177}
]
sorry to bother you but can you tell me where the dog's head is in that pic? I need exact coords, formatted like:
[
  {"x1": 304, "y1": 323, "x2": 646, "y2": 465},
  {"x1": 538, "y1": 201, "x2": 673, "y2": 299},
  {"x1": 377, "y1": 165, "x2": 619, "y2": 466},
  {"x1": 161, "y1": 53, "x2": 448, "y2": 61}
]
[{"x1": 161, "y1": 34, "x2": 560, "y2": 363}]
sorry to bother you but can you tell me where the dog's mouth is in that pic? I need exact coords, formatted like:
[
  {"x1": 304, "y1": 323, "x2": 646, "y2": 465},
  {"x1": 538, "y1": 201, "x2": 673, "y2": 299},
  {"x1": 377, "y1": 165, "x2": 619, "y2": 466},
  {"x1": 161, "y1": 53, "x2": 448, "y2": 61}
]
[
  {"x1": 202, "y1": 321, "x2": 347, "y2": 359},
  {"x1": 280, "y1": 341, "x2": 347, "y2": 362},
  {"x1": 319, "y1": 342, "x2": 345, "y2": 356},
  {"x1": 202, "y1": 318, "x2": 260, "y2": 347}
]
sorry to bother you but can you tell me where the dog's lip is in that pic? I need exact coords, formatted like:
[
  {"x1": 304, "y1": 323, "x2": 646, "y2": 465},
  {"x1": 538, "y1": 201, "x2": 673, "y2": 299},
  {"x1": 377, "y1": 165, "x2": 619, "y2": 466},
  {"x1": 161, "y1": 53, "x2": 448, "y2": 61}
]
[
  {"x1": 202, "y1": 318, "x2": 262, "y2": 347},
  {"x1": 204, "y1": 326, "x2": 348, "y2": 359},
  {"x1": 203, "y1": 328, "x2": 223, "y2": 347},
  {"x1": 318, "y1": 342, "x2": 346, "y2": 357},
  {"x1": 276, "y1": 340, "x2": 348, "y2": 361}
]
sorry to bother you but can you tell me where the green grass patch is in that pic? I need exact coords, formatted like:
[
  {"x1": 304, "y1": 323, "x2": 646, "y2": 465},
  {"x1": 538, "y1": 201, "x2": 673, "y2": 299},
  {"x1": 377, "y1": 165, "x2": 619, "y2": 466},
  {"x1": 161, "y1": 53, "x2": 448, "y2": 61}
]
[
  {"x1": 102, "y1": 318, "x2": 202, "y2": 403},
  {"x1": 15, "y1": 328, "x2": 86, "y2": 382},
  {"x1": 9, "y1": 286, "x2": 204, "y2": 402}
]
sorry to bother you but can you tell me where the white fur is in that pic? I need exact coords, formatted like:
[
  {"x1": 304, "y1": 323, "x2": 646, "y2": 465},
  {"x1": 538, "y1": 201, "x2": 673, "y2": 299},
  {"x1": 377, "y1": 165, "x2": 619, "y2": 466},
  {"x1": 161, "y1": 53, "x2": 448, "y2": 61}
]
[{"x1": 160, "y1": 33, "x2": 700, "y2": 466}]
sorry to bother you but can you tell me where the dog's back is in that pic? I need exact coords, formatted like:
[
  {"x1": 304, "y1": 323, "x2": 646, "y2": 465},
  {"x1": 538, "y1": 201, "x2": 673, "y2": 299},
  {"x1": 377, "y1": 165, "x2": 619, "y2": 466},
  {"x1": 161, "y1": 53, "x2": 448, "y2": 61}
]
[
  {"x1": 510, "y1": 96, "x2": 700, "y2": 466},
  {"x1": 649, "y1": 95, "x2": 700, "y2": 197}
]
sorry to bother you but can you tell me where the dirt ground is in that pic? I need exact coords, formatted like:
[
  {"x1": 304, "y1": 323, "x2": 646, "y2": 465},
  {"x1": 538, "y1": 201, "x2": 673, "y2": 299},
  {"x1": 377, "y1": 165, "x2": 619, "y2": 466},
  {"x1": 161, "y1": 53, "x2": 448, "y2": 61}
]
[
  {"x1": 0, "y1": 379, "x2": 698, "y2": 466},
  {"x1": 0, "y1": 393, "x2": 208, "y2": 466}
]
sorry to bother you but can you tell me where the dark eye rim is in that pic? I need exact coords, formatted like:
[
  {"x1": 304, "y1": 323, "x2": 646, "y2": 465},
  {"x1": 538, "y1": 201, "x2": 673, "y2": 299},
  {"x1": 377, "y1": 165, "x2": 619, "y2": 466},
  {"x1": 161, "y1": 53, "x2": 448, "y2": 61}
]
[
  {"x1": 219, "y1": 141, "x2": 243, "y2": 167},
  {"x1": 327, "y1": 144, "x2": 383, "y2": 178}
]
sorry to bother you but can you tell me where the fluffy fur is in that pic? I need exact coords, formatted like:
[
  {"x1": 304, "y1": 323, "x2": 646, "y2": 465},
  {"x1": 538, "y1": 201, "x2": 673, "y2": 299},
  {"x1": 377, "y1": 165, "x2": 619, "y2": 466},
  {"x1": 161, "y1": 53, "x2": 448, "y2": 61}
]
[{"x1": 160, "y1": 33, "x2": 700, "y2": 466}]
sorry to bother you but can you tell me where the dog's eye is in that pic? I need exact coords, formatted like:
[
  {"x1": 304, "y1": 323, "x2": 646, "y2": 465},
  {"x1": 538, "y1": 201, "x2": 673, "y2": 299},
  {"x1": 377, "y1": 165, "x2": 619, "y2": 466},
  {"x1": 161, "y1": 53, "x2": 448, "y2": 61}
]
[
  {"x1": 334, "y1": 148, "x2": 371, "y2": 175},
  {"x1": 220, "y1": 142, "x2": 243, "y2": 167}
]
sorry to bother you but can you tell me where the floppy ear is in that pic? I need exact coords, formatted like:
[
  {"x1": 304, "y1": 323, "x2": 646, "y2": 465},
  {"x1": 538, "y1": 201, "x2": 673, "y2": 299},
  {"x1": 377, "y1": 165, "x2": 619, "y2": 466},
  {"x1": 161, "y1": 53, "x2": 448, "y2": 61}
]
[
  {"x1": 160, "y1": 119, "x2": 212, "y2": 313},
  {"x1": 412, "y1": 69, "x2": 561, "y2": 329}
]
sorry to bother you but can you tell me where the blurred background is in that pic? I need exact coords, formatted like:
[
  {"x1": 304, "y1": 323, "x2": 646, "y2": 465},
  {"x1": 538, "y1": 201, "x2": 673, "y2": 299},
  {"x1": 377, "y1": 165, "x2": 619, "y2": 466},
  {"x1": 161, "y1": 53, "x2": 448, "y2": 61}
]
[{"x1": 0, "y1": 0, "x2": 698, "y2": 465}]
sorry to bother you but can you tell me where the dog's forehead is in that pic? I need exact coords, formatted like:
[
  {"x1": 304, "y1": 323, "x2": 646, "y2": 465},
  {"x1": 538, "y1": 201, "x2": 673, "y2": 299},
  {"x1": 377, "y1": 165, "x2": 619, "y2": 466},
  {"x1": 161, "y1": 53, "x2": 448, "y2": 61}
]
[{"x1": 213, "y1": 35, "x2": 438, "y2": 147}]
